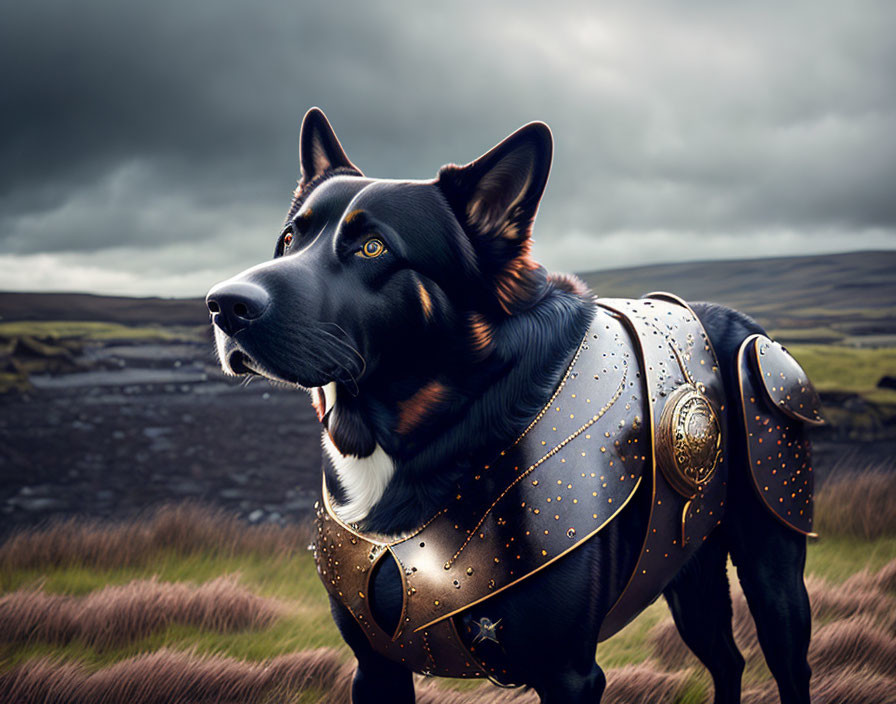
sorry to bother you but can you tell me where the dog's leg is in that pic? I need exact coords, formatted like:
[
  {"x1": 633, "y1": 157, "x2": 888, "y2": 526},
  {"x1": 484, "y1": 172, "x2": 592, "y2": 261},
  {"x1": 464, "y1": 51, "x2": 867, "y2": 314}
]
[
  {"x1": 535, "y1": 662, "x2": 607, "y2": 703},
  {"x1": 723, "y1": 442, "x2": 811, "y2": 704},
  {"x1": 663, "y1": 530, "x2": 744, "y2": 704},
  {"x1": 329, "y1": 598, "x2": 415, "y2": 703},
  {"x1": 728, "y1": 516, "x2": 811, "y2": 704},
  {"x1": 351, "y1": 652, "x2": 415, "y2": 704}
]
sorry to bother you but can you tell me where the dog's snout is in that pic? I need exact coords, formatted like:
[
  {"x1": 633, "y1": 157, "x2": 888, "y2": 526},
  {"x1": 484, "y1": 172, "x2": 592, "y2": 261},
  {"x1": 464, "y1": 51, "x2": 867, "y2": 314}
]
[{"x1": 206, "y1": 281, "x2": 270, "y2": 335}]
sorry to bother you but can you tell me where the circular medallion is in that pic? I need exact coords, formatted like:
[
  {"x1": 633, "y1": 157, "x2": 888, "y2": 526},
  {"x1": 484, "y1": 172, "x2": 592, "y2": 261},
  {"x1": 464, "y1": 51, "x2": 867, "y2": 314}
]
[{"x1": 657, "y1": 384, "x2": 722, "y2": 497}]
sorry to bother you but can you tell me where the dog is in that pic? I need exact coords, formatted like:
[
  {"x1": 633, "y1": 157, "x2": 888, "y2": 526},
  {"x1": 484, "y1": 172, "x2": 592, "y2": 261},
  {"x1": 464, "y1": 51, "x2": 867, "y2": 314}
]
[{"x1": 207, "y1": 108, "x2": 820, "y2": 703}]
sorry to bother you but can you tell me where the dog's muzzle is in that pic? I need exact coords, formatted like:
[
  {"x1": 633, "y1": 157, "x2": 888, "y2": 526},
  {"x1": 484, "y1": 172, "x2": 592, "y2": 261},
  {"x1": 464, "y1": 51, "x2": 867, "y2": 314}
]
[{"x1": 206, "y1": 280, "x2": 270, "y2": 336}]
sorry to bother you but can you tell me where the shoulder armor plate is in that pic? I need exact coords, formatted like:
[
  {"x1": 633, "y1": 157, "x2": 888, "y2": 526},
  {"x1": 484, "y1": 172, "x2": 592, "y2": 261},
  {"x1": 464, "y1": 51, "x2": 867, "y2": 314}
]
[
  {"x1": 737, "y1": 334, "x2": 819, "y2": 536},
  {"x1": 752, "y1": 337, "x2": 824, "y2": 425}
]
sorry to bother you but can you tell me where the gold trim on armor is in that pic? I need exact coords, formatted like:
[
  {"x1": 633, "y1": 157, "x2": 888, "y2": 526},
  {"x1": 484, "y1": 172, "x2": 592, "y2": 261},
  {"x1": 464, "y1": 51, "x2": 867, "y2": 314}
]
[
  {"x1": 595, "y1": 303, "x2": 659, "y2": 632},
  {"x1": 413, "y1": 475, "x2": 643, "y2": 633}
]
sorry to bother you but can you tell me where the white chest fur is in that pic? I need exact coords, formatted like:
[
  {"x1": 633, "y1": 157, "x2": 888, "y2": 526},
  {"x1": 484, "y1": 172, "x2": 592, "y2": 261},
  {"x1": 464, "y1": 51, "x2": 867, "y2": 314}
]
[
  {"x1": 317, "y1": 384, "x2": 395, "y2": 524},
  {"x1": 322, "y1": 434, "x2": 395, "y2": 524}
]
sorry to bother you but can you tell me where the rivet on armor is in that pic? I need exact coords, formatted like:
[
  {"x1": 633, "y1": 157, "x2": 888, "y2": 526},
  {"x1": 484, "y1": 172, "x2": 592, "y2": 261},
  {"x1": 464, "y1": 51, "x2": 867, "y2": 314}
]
[{"x1": 567, "y1": 528, "x2": 576, "y2": 539}]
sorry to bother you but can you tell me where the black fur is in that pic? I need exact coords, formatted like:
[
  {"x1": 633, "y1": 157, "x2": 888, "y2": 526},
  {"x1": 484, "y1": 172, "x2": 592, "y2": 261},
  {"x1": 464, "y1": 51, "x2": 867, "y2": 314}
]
[{"x1": 207, "y1": 110, "x2": 812, "y2": 704}]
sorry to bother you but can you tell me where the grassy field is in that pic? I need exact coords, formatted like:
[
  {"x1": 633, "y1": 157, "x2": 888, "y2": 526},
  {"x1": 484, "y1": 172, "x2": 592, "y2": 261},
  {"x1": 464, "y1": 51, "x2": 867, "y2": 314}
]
[
  {"x1": 0, "y1": 320, "x2": 206, "y2": 343},
  {"x1": 2, "y1": 470, "x2": 895, "y2": 704}
]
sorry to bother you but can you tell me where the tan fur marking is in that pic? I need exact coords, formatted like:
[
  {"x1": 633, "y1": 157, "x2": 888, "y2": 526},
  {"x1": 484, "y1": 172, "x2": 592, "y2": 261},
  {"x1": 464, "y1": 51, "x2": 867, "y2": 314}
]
[
  {"x1": 345, "y1": 209, "x2": 364, "y2": 225},
  {"x1": 495, "y1": 249, "x2": 541, "y2": 315},
  {"x1": 396, "y1": 381, "x2": 447, "y2": 434},
  {"x1": 468, "y1": 312, "x2": 494, "y2": 355},
  {"x1": 417, "y1": 280, "x2": 433, "y2": 320},
  {"x1": 499, "y1": 219, "x2": 520, "y2": 241}
]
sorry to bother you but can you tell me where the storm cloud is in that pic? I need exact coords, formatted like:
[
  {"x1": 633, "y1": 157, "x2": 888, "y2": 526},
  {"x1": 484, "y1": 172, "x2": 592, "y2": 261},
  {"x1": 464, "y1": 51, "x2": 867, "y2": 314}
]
[{"x1": 1, "y1": 0, "x2": 894, "y2": 295}]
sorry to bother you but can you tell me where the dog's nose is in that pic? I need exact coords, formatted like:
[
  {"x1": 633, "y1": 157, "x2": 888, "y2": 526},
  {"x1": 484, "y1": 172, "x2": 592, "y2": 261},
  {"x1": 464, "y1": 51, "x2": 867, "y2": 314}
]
[{"x1": 206, "y1": 281, "x2": 270, "y2": 336}]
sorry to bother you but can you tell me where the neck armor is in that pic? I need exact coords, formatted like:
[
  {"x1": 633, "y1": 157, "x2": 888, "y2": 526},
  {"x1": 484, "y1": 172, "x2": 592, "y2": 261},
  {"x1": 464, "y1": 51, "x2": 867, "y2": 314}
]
[{"x1": 312, "y1": 293, "x2": 821, "y2": 681}]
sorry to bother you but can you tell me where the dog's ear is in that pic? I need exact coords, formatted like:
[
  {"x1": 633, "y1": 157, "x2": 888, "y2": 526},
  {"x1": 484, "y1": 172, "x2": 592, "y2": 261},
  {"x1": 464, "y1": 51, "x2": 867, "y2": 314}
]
[
  {"x1": 299, "y1": 107, "x2": 363, "y2": 182},
  {"x1": 436, "y1": 122, "x2": 552, "y2": 314}
]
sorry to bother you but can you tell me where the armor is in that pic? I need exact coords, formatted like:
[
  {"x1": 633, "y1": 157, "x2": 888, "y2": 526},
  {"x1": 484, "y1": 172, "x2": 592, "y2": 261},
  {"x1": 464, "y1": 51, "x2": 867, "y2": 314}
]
[
  {"x1": 312, "y1": 294, "x2": 820, "y2": 680},
  {"x1": 736, "y1": 334, "x2": 824, "y2": 535}
]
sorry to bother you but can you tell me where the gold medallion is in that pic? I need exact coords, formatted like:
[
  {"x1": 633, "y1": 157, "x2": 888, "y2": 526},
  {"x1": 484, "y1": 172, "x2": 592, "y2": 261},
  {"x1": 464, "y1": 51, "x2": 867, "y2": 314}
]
[{"x1": 657, "y1": 384, "x2": 722, "y2": 498}]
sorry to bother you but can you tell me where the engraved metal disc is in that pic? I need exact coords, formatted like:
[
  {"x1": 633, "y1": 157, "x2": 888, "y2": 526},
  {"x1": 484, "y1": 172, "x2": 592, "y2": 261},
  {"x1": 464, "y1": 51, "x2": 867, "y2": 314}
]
[{"x1": 657, "y1": 384, "x2": 722, "y2": 498}]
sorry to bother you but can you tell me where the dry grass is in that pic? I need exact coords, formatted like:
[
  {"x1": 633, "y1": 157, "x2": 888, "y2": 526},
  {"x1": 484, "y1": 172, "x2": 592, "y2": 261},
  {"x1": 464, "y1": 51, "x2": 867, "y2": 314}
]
[
  {"x1": 0, "y1": 648, "x2": 697, "y2": 704},
  {"x1": 2, "y1": 493, "x2": 896, "y2": 702},
  {"x1": 809, "y1": 614, "x2": 896, "y2": 675},
  {"x1": 0, "y1": 647, "x2": 349, "y2": 704},
  {"x1": 874, "y1": 557, "x2": 896, "y2": 593},
  {"x1": 805, "y1": 668, "x2": 896, "y2": 704},
  {"x1": 814, "y1": 463, "x2": 896, "y2": 539},
  {"x1": 0, "y1": 503, "x2": 311, "y2": 571},
  {"x1": 808, "y1": 571, "x2": 896, "y2": 630},
  {"x1": 3, "y1": 563, "x2": 894, "y2": 703},
  {"x1": 0, "y1": 576, "x2": 283, "y2": 650}
]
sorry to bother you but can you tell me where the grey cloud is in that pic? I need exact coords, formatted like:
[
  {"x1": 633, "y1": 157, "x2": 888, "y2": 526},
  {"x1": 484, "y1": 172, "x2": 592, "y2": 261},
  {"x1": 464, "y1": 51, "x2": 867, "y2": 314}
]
[{"x1": 1, "y1": 0, "x2": 894, "y2": 293}]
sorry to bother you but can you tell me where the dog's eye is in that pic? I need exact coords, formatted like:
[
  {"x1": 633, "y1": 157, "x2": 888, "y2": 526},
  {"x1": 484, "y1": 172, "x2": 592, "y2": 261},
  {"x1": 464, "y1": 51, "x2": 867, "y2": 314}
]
[
  {"x1": 357, "y1": 238, "x2": 386, "y2": 259},
  {"x1": 283, "y1": 233, "x2": 293, "y2": 247}
]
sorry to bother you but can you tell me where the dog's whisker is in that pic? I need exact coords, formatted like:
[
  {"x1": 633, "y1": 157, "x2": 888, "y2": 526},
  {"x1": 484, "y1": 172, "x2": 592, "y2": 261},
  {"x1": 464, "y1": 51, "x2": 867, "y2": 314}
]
[{"x1": 319, "y1": 323, "x2": 368, "y2": 378}]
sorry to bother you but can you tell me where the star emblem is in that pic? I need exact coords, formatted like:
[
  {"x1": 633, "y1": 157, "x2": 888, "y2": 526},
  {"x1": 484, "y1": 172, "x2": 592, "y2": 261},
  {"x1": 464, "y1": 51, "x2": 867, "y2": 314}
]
[{"x1": 472, "y1": 617, "x2": 502, "y2": 645}]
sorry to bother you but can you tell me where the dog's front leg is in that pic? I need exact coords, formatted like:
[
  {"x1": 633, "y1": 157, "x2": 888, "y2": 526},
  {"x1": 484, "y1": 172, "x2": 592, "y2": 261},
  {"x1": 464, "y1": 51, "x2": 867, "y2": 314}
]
[
  {"x1": 329, "y1": 597, "x2": 415, "y2": 703},
  {"x1": 351, "y1": 653, "x2": 415, "y2": 704}
]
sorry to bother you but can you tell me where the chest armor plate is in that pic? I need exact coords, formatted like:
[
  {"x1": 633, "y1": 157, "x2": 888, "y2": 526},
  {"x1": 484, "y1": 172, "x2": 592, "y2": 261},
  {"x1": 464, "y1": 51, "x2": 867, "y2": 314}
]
[{"x1": 313, "y1": 294, "x2": 727, "y2": 677}]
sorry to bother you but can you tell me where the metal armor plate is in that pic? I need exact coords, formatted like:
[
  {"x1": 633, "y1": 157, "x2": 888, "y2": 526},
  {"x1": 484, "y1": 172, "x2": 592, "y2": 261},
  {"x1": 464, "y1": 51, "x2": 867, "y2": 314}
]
[
  {"x1": 754, "y1": 337, "x2": 824, "y2": 425},
  {"x1": 314, "y1": 308, "x2": 648, "y2": 678},
  {"x1": 737, "y1": 334, "x2": 823, "y2": 536},
  {"x1": 597, "y1": 294, "x2": 727, "y2": 640},
  {"x1": 391, "y1": 308, "x2": 647, "y2": 635}
]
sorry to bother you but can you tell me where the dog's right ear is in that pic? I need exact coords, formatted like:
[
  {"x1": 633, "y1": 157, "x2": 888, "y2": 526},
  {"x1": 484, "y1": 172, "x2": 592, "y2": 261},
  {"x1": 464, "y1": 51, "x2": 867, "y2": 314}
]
[{"x1": 299, "y1": 108, "x2": 363, "y2": 183}]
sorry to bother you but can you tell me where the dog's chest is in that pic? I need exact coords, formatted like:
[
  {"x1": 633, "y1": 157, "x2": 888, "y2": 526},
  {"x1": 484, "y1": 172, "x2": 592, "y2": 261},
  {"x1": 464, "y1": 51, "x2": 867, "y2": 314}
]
[{"x1": 313, "y1": 296, "x2": 728, "y2": 678}]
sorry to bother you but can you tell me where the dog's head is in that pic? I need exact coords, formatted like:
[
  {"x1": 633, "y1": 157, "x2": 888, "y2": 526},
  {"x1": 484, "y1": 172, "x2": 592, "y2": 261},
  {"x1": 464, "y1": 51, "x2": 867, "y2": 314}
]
[{"x1": 207, "y1": 108, "x2": 554, "y2": 395}]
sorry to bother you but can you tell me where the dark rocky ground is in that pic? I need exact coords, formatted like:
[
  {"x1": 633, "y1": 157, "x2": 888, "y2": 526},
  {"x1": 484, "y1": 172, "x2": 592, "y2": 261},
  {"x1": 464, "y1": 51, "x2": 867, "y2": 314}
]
[{"x1": 0, "y1": 338, "x2": 323, "y2": 536}]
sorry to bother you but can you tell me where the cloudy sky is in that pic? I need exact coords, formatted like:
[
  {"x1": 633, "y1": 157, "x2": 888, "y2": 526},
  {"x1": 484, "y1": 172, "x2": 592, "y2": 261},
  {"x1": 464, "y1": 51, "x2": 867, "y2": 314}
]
[{"x1": 1, "y1": 1, "x2": 894, "y2": 296}]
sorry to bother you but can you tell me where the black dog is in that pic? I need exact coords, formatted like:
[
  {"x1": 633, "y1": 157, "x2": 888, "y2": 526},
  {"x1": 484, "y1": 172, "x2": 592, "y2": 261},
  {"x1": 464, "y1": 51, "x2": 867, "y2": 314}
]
[{"x1": 207, "y1": 109, "x2": 816, "y2": 703}]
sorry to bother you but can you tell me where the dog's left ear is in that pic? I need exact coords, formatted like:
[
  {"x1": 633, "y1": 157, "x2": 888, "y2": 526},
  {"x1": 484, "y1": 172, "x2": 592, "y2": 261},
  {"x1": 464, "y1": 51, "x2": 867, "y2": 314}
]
[
  {"x1": 299, "y1": 107, "x2": 363, "y2": 182},
  {"x1": 436, "y1": 122, "x2": 552, "y2": 314}
]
